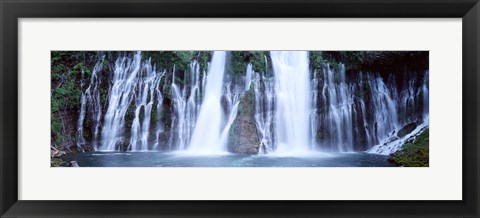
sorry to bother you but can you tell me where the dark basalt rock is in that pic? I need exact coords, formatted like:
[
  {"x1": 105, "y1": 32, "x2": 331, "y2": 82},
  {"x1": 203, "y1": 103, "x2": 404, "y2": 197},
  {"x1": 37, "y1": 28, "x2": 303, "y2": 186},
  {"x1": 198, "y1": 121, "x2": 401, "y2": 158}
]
[{"x1": 397, "y1": 122, "x2": 418, "y2": 138}]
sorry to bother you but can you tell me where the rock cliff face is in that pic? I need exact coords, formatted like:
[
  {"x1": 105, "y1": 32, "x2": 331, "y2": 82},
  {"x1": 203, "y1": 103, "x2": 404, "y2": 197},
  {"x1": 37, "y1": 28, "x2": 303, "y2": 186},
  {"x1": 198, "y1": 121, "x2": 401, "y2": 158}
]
[{"x1": 227, "y1": 86, "x2": 260, "y2": 154}]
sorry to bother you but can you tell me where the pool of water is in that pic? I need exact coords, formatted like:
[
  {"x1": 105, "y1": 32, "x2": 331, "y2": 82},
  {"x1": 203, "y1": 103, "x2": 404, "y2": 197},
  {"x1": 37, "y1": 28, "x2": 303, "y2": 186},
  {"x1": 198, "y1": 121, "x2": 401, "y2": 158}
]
[{"x1": 66, "y1": 151, "x2": 397, "y2": 167}]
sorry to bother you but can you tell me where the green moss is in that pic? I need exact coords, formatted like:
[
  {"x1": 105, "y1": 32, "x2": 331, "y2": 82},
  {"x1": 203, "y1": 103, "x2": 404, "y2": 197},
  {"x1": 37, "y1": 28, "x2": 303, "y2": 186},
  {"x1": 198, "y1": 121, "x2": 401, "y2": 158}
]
[
  {"x1": 389, "y1": 128, "x2": 429, "y2": 167},
  {"x1": 51, "y1": 158, "x2": 65, "y2": 167}
]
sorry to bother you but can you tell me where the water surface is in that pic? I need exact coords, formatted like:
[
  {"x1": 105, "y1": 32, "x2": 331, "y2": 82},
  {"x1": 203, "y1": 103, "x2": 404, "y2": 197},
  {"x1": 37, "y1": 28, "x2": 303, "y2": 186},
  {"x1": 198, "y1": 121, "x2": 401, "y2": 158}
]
[{"x1": 66, "y1": 152, "x2": 396, "y2": 167}]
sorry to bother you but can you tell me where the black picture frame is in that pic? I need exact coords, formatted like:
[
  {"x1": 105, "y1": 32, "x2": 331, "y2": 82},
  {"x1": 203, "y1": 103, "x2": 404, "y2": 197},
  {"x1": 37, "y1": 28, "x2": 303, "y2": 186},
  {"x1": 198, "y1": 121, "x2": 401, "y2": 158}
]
[{"x1": 1, "y1": 0, "x2": 479, "y2": 217}]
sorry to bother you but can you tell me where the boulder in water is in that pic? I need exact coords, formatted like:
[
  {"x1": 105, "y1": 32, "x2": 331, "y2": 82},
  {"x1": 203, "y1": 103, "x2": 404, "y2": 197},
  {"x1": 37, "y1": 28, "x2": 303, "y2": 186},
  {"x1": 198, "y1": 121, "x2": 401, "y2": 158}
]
[
  {"x1": 68, "y1": 161, "x2": 80, "y2": 167},
  {"x1": 227, "y1": 87, "x2": 260, "y2": 154}
]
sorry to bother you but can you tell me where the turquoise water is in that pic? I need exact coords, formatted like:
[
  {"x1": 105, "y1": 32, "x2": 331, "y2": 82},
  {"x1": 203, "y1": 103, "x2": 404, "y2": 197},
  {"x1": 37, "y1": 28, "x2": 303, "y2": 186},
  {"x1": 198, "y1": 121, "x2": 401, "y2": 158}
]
[{"x1": 66, "y1": 151, "x2": 396, "y2": 167}]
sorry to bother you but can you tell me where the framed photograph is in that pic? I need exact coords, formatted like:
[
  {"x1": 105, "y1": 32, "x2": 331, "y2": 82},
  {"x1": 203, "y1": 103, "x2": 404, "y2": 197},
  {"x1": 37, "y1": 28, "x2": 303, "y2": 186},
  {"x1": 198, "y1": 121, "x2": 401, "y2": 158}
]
[{"x1": 1, "y1": 0, "x2": 478, "y2": 217}]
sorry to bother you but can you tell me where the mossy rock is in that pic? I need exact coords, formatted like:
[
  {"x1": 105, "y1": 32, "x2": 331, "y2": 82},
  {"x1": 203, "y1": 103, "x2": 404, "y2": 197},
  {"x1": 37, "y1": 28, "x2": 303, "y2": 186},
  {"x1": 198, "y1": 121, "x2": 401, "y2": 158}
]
[
  {"x1": 51, "y1": 158, "x2": 65, "y2": 167},
  {"x1": 227, "y1": 89, "x2": 260, "y2": 154},
  {"x1": 389, "y1": 128, "x2": 429, "y2": 167}
]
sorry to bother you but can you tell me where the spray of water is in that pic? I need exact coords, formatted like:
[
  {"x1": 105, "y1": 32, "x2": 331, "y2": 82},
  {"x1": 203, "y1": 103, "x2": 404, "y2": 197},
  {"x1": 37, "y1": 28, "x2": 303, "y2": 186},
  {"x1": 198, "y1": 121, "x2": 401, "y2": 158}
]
[{"x1": 270, "y1": 51, "x2": 311, "y2": 154}]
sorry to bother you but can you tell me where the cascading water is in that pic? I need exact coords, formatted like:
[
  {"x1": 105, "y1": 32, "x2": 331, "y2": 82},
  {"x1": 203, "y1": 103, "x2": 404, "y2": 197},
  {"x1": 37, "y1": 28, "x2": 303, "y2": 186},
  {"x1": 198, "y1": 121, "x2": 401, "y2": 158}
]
[
  {"x1": 188, "y1": 51, "x2": 227, "y2": 154},
  {"x1": 168, "y1": 62, "x2": 202, "y2": 151},
  {"x1": 367, "y1": 70, "x2": 429, "y2": 154},
  {"x1": 78, "y1": 51, "x2": 248, "y2": 153},
  {"x1": 152, "y1": 70, "x2": 166, "y2": 150},
  {"x1": 77, "y1": 57, "x2": 104, "y2": 150},
  {"x1": 312, "y1": 66, "x2": 400, "y2": 152},
  {"x1": 244, "y1": 64, "x2": 253, "y2": 91},
  {"x1": 219, "y1": 81, "x2": 243, "y2": 147},
  {"x1": 310, "y1": 70, "x2": 319, "y2": 150},
  {"x1": 270, "y1": 51, "x2": 311, "y2": 154},
  {"x1": 128, "y1": 59, "x2": 161, "y2": 151},
  {"x1": 100, "y1": 52, "x2": 142, "y2": 151},
  {"x1": 422, "y1": 70, "x2": 429, "y2": 116},
  {"x1": 369, "y1": 74, "x2": 399, "y2": 144},
  {"x1": 252, "y1": 59, "x2": 428, "y2": 154},
  {"x1": 74, "y1": 51, "x2": 428, "y2": 157},
  {"x1": 323, "y1": 64, "x2": 355, "y2": 152},
  {"x1": 253, "y1": 72, "x2": 275, "y2": 153},
  {"x1": 99, "y1": 52, "x2": 165, "y2": 151}
]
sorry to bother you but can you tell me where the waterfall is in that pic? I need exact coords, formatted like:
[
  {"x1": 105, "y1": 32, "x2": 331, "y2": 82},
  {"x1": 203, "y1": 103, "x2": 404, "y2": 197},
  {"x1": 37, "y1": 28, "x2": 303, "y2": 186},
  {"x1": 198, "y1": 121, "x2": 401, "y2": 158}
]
[
  {"x1": 76, "y1": 70, "x2": 87, "y2": 150},
  {"x1": 422, "y1": 70, "x2": 429, "y2": 116},
  {"x1": 320, "y1": 64, "x2": 355, "y2": 152},
  {"x1": 99, "y1": 52, "x2": 164, "y2": 151},
  {"x1": 188, "y1": 51, "x2": 227, "y2": 154},
  {"x1": 359, "y1": 98, "x2": 372, "y2": 147},
  {"x1": 270, "y1": 51, "x2": 311, "y2": 154},
  {"x1": 368, "y1": 74, "x2": 399, "y2": 144},
  {"x1": 253, "y1": 72, "x2": 275, "y2": 153},
  {"x1": 310, "y1": 70, "x2": 319, "y2": 150},
  {"x1": 168, "y1": 61, "x2": 205, "y2": 151},
  {"x1": 128, "y1": 59, "x2": 161, "y2": 151},
  {"x1": 169, "y1": 66, "x2": 186, "y2": 150},
  {"x1": 74, "y1": 51, "x2": 428, "y2": 156},
  {"x1": 100, "y1": 52, "x2": 142, "y2": 151},
  {"x1": 152, "y1": 70, "x2": 166, "y2": 150},
  {"x1": 77, "y1": 57, "x2": 104, "y2": 150},
  {"x1": 219, "y1": 82, "x2": 242, "y2": 147},
  {"x1": 245, "y1": 64, "x2": 253, "y2": 91}
]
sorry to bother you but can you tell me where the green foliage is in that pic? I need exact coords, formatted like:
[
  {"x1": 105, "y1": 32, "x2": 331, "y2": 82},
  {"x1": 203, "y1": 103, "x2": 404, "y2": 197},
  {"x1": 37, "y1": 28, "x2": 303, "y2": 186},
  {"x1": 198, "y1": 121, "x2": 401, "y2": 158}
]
[
  {"x1": 51, "y1": 51, "x2": 98, "y2": 148},
  {"x1": 174, "y1": 51, "x2": 194, "y2": 71},
  {"x1": 51, "y1": 77, "x2": 83, "y2": 111},
  {"x1": 248, "y1": 51, "x2": 268, "y2": 73},
  {"x1": 192, "y1": 51, "x2": 211, "y2": 73},
  {"x1": 51, "y1": 116, "x2": 63, "y2": 146},
  {"x1": 329, "y1": 61, "x2": 340, "y2": 72},
  {"x1": 228, "y1": 51, "x2": 248, "y2": 75},
  {"x1": 389, "y1": 128, "x2": 429, "y2": 167},
  {"x1": 228, "y1": 51, "x2": 269, "y2": 75},
  {"x1": 309, "y1": 51, "x2": 324, "y2": 70},
  {"x1": 144, "y1": 51, "x2": 199, "y2": 72},
  {"x1": 51, "y1": 51, "x2": 90, "y2": 112},
  {"x1": 340, "y1": 51, "x2": 365, "y2": 71}
]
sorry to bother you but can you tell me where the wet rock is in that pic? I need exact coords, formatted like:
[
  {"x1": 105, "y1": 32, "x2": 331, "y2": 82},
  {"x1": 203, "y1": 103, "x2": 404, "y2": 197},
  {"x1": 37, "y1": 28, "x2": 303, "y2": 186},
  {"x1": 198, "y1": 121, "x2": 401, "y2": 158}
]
[
  {"x1": 68, "y1": 161, "x2": 80, "y2": 167},
  {"x1": 397, "y1": 122, "x2": 418, "y2": 138},
  {"x1": 227, "y1": 87, "x2": 260, "y2": 154},
  {"x1": 50, "y1": 147, "x2": 67, "y2": 158}
]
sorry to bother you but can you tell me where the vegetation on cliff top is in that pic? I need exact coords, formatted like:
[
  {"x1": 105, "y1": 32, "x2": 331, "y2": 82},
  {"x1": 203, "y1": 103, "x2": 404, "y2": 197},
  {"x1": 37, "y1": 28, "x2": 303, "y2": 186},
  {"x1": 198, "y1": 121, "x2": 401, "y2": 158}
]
[{"x1": 321, "y1": 51, "x2": 429, "y2": 73}]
